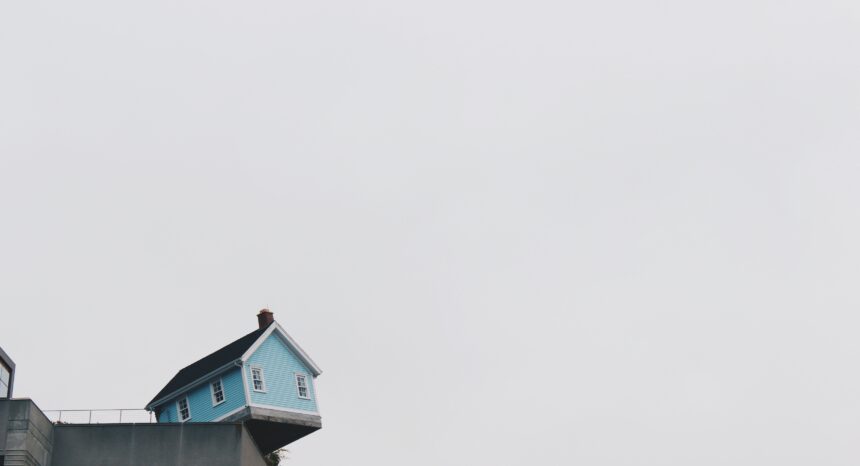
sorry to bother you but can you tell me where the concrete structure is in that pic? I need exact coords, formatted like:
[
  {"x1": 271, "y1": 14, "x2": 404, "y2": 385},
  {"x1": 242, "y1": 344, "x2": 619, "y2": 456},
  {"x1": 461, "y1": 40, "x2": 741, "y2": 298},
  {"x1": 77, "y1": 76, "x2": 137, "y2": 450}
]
[
  {"x1": 222, "y1": 405, "x2": 322, "y2": 454},
  {"x1": 146, "y1": 310, "x2": 322, "y2": 451},
  {"x1": 0, "y1": 399, "x2": 54, "y2": 466},
  {"x1": 0, "y1": 399, "x2": 270, "y2": 466},
  {"x1": 52, "y1": 423, "x2": 267, "y2": 466}
]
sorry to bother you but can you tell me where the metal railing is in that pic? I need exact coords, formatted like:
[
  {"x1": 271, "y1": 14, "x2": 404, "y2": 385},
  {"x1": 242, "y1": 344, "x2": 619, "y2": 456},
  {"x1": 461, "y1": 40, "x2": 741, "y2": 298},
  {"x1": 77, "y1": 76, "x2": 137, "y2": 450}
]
[{"x1": 43, "y1": 409, "x2": 155, "y2": 424}]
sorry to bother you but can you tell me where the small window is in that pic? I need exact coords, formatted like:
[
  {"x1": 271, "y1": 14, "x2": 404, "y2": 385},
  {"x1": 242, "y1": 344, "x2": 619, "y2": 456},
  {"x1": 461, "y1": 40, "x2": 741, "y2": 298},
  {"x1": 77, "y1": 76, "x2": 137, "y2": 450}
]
[
  {"x1": 177, "y1": 397, "x2": 191, "y2": 422},
  {"x1": 295, "y1": 374, "x2": 310, "y2": 399},
  {"x1": 0, "y1": 364, "x2": 9, "y2": 399},
  {"x1": 211, "y1": 379, "x2": 225, "y2": 406},
  {"x1": 251, "y1": 367, "x2": 266, "y2": 392}
]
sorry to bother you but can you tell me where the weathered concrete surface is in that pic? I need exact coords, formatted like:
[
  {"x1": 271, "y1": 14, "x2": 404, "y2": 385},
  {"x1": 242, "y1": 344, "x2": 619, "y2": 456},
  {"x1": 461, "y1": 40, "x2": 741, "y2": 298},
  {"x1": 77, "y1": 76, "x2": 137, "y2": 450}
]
[
  {"x1": 52, "y1": 423, "x2": 267, "y2": 466},
  {"x1": 0, "y1": 400, "x2": 272, "y2": 466},
  {"x1": 0, "y1": 399, "x2": 55, "y2": 466},
  {"x1": 0, "y1": 399, "x2": 8, "y2": 451},
  {"x1": 239, "y1": 424, "x2": 271, "y2": 466},
  {"x1": 222, "y1": 406, "x2": 321, "y2": 453}
]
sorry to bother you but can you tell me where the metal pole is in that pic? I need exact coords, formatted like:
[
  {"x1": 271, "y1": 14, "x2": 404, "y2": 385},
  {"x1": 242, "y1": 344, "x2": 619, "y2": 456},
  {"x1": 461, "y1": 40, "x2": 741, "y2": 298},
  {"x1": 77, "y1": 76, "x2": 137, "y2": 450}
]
[
  {"x1": 58, "y1": 411, "x2": 62, "y2": 422},
  {"x1": 89, "y1": 410, "x2": 92, "y2": 423},
  {"x1": 119, "y1": 410, "x2": 123, "y2": 423}
]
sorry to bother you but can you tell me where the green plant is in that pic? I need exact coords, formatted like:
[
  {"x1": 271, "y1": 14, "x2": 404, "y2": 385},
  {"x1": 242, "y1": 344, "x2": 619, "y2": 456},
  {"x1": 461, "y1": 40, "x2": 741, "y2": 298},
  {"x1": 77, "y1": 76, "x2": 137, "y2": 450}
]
[{"x1": 264, "y1": 449, "x2": 288, "y2": 465}]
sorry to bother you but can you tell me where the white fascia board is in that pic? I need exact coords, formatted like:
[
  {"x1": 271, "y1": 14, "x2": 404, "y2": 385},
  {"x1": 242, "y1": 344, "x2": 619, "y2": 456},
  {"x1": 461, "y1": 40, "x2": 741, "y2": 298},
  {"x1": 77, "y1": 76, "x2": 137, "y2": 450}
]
[
  {"x1": 240, "y1": 322, "x2": 322, "y2": 377},
  {"x1": 239, "y1": 323, "x2": 277, "y2": 362},
  {"x1": 240, "y1": 361, "x2": 252, "y2": 406}
]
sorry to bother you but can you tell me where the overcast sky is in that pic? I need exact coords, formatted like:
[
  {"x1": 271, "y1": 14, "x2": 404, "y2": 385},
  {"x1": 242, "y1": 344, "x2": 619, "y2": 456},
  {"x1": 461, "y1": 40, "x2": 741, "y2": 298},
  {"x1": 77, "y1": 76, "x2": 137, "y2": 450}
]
[{"x1": 2, "y1": 1, "x2": 860, "y2": 465}]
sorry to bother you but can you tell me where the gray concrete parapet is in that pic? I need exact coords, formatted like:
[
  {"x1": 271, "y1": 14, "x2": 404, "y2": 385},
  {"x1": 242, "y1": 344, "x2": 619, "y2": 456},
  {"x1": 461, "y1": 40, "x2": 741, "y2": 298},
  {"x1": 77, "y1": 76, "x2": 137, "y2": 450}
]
[
  {"x1": 52, "y1": 423, "x2": 267, "y2": 466},
  {"x1": 0, "y1": 399, "x2": 54, "y2": 466}
]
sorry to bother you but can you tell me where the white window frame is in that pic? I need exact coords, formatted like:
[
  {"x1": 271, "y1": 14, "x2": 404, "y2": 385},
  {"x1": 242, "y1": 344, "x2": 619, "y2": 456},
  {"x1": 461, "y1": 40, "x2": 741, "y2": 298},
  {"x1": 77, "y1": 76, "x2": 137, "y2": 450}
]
[
  {"x1": 210, "y1": 378, "x2": 226, "y2": 406},
  {"x1": 295, "y1": 373, "x2": 311, "y2": 400},
  {"x1": 250, "y1": 366, "x2": 267, "y2": 392},
  {"x1": 0, "y1": 364, "x2": 9, "y2": 399},
  {"x1": 177, "y1": 396, "x2": 191, "y2": 422}
]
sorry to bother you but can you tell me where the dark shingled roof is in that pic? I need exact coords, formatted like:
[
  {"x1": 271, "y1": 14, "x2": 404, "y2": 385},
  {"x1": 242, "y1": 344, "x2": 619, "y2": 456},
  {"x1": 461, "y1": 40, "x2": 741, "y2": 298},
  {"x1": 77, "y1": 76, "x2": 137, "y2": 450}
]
[{"x1": 147, "y1": 322, "x2": 272, "y2": 408}]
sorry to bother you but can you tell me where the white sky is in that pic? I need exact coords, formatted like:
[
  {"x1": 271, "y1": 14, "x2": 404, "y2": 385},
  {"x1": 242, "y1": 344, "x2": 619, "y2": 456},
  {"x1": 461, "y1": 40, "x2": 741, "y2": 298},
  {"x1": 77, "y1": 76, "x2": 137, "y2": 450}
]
[{"x1": 2, "y1": 1, "x2": 860, "y2": 465}]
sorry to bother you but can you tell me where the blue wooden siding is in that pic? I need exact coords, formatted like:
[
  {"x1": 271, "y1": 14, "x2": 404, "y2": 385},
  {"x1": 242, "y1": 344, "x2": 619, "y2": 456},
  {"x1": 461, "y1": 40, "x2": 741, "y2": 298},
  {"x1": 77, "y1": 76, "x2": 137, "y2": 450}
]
[
  {"x1": 155, "y1": 367, "x2": 246, "y2": 422},
  {"x1": 246, "y1": 333, "x2": 318, "y2": 413},
  {"x1": 157, "y1": 401, "x2": 177, "y2": 422}
]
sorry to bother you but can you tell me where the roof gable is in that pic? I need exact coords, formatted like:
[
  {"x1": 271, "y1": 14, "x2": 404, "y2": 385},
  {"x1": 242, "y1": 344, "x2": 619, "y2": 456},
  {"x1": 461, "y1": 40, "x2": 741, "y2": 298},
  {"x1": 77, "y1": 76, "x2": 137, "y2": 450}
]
[
  {"x1": 146, "y1": 323, "x2": 271, "y2": 409},
  {"x1": 242, "y1": 322, "x2": 322, "y2": 377}
]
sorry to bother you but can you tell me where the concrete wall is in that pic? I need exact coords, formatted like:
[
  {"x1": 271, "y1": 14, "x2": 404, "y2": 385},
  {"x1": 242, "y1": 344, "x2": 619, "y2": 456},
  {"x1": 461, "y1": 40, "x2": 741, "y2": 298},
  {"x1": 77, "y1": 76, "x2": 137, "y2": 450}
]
[
  {"x1": 246, "y1": 334, "x2": 319, "y2": 413},
  {"x1": 52, "y1": 423, "x2": 267, "y2": 466},
  {"x1": 0, "y1": 400, "x2": 270, "y2": 466},
  {"x1": 0, "y1": 399, "x2": 54, "y2": 466}
]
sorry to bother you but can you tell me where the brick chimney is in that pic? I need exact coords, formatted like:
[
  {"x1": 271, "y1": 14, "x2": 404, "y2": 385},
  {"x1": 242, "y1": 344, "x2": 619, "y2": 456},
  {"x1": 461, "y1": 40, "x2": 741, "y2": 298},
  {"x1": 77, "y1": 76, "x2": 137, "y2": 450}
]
[{"x1": 257, "y1": 309, "x2": 274, "y2": 329}]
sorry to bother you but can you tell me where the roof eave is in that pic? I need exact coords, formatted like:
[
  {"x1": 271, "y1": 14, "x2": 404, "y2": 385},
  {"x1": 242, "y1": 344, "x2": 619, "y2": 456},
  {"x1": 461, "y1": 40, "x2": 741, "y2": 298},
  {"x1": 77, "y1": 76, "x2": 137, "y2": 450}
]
[{"x1": 145, "y1": 359, "x2": 242, "y2": 411}]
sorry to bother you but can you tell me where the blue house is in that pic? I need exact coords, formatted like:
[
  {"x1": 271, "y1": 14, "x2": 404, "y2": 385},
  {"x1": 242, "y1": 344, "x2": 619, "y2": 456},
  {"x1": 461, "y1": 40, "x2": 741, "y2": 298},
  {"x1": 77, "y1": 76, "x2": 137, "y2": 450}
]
[{"x1": 145, "y1": 310, "x2": 322, "y2": 452}]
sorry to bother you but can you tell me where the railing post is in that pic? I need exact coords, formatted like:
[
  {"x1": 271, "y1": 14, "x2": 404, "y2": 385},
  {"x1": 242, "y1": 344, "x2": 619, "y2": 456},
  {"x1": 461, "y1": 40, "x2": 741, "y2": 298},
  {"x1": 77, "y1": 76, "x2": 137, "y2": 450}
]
[
  {"x1": 119, "y1": 409, "x2": 123, "y2": 423},
  {"x1": 89, "y1": 410, "x2": 92, "y2": 423},
  {"x1": 58, "y1": 411, "x2": 62, "y2": 422}
]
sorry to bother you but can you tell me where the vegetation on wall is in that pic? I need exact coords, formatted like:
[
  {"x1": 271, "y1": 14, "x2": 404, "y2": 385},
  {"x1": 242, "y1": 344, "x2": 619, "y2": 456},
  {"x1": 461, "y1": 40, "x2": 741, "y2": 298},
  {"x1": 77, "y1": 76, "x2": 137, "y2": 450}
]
[{"x1": 264, "y1": 449, "x2": 288, "y2": 465}]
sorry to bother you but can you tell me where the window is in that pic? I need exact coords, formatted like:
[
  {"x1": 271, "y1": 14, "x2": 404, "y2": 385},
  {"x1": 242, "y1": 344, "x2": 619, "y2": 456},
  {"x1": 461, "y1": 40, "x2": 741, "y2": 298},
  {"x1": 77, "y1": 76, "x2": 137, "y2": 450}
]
[
  {"x1": 211, "y1": 379, "x2": 225, "y2": 406},
  {"x1": 0, "y1": 363, "x2": 9, "y2": 399},
  {"x1": 251, "y1": 367, "x2": 266, "y2": 392},
  {"x1": 177, "y1": 397, "x2": 191, "y2": 422},
  {"x1": 295, "y1": 374, "x2": 310, "y2": 399}
]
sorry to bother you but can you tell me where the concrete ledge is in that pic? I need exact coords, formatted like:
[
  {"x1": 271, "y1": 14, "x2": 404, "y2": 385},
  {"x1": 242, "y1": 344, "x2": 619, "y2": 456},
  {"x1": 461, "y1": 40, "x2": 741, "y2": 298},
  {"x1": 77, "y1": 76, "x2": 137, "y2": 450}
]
[
  {"x1": 220, "y1": 406, "x2": 321, "y2": 453},
  {"x1": 222, "y1": 406, "x2": 321, "y2": 428}
]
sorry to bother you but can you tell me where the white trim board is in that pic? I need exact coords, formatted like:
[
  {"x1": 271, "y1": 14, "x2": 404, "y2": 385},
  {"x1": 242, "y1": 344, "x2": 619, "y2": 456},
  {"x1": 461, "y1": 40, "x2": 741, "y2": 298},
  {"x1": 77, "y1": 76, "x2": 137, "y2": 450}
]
[
  {"x1": 240, "y1": 322, "x2": 322, "y2": 376},
  {"x1": 248, "y1": 403, "x2": 320, "y2": 417},
  {"x1": 309, "y1": 376, "x2": 322, "y2": 416},
  {"x1": 240, "y1": 362, "x2": 252, "y2": 406},
  {"x1": 211, "y1": 404, "x2": 320, "y2": 422}
]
